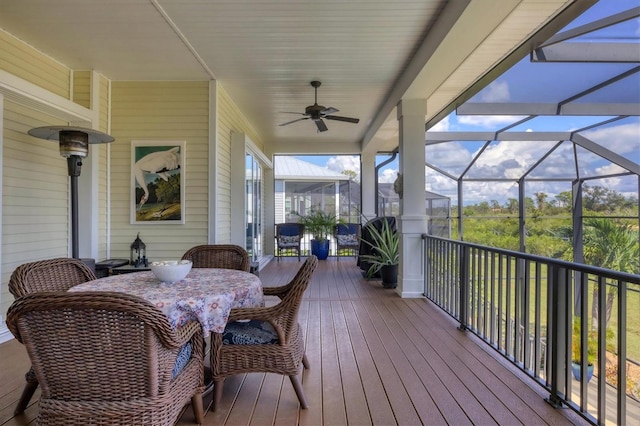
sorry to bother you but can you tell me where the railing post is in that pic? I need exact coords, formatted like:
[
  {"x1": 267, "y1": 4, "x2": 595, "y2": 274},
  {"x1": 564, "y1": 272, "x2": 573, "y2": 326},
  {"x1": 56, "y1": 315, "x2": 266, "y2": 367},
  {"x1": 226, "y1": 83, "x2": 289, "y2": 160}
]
[
  {"x1": 458, "y1": 244, "x2": 469, "y2": 331},
  {"x1": 546, "y1": 264, "x2": 568, "y2": 408},
  {"x1": 422, "y1": 234, "x2": 429, "y2": 297}
]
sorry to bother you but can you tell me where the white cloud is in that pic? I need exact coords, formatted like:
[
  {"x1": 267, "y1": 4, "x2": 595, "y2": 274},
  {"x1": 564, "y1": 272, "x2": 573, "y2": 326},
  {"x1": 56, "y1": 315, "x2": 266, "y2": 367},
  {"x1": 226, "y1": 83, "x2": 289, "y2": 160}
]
[
  {"x1": 480, "y1": 80, "x2": 510, "y2": 102},
  {"x1": 457, "y1": 115, "x2": 525, "y2": 128},
  {"x1": 425, "y1": 168, "x2": 457, "y2": 197},
  {"x1": 430, "y1": 115, "x2": 450, "y2": 131},
  {"x1": 378, "y1": 168, "x2": 398, "y2": 183},
  {"x1": 377, "y1": 119, "x2": 639, "y2": 205},
  {"x1": 595, "y1": 163, "x2": 626, "y2": 175},
  {"x1": 472, "y1": 140, "x2": 561, "y2": 179},
  {"x1": 461, "y1": 181, "x2": 519, "y2": 205},
  {"x1": 425, "y1": 141, "x2": 473, "y2": 168},
  {"x1": 581, "y1": 123, "x2": 640, "y2": 158},
  {"x1": 326, "y1": 155, "x2": 360, "y2": 176}
]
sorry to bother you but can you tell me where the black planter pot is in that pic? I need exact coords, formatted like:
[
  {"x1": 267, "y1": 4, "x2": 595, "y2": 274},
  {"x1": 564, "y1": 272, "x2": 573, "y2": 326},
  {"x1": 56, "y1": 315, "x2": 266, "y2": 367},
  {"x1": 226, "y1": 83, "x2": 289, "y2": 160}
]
[
  {"x1": 310, "y1": 239, "x2": 330, "y2": 260},
  {"x1": 380, "y1": 264, "x2": 398, "y2": 288}
]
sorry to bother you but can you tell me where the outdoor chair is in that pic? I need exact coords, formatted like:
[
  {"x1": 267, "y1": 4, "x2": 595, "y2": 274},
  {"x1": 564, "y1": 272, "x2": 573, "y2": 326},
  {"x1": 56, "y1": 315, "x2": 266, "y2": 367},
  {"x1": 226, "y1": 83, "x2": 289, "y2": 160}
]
[
  {"x1": 181, "y1": 244, "x2": 250, "y2": 271},
  {"x1": 8, "y1": 257, "x2": 97, "y2": 415},
  {"x1": 275, "y1": 223, "x2": 305, "y2": 261},
  {"x1": 210, "y1": 255, "x2": 318, "y2": 411},
  {"x1": 334, "y1": 223, "x2": 361, "y2": 260},
  {"x1": 6, "y1": 291, "x2": 205, "y2": 426}
]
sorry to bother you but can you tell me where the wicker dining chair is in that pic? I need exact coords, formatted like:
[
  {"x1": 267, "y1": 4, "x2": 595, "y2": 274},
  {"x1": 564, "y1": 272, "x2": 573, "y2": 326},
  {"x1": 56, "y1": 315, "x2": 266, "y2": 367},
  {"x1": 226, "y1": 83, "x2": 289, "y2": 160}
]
[
  {"x1": 181, "y1": 244, "x2": 250, "y2": 271},
  {"x1": 8, "y1": 257, "x2": 97, "y2": 415},
  {"x1": 6, "y1": 291, "x2": 205, "y2": 426},
  {"x1": 210, "y1": 255, "x2": 318, "y2": 411}
]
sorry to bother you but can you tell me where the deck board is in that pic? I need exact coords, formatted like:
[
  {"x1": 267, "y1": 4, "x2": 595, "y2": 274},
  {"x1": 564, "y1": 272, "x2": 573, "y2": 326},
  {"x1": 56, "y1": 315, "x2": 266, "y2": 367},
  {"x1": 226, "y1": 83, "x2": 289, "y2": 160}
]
[
  {"x1": 331, "y1": 300, "x2": 372, "y2": 426},
  {"x1": 339, "y1": 299, "x2": 397, "y2": 426},
  {"x1": 0, "y1": 258, "x2": 588, "y2": 426}
]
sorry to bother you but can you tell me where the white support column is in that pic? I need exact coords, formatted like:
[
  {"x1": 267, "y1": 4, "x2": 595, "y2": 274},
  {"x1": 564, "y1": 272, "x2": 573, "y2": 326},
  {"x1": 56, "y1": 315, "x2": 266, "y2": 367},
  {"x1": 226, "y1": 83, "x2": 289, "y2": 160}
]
[
  {"x1": 263, "y1": 164, "x2": 275, "y2": 257},
  {"x1": 229, "y1": 131, "x2": 245, "y2": 247},
  {"x1": 0, "y1": 93, "x2": 10, "y2": 343},
  {"x1": 360, "y1": 150, "x2": 376, "y2": 221},
  {"x1": 77, "y1": 70, "x2": 103, "y2": 261},
  {"x1": 397, "y1": 99, "x2": 428, "y2": 298},
  {"x1": 77, "y1": 145, "x2": 99, "y2": 260},
  {"x1": 208, "y1": 81, "x2": 218, "y2": 243}
]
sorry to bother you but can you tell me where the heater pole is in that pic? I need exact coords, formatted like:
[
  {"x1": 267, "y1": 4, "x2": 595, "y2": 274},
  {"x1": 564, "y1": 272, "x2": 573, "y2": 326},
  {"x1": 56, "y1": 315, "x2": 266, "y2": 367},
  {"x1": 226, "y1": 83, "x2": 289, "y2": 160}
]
[{"x1": 67, "y1": 155, "x2": 83, "y2": 259}]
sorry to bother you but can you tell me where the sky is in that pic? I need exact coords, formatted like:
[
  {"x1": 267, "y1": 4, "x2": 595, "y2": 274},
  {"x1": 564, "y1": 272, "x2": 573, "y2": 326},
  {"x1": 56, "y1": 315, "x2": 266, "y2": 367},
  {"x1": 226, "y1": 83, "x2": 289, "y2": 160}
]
[{"x1": 292, "y1": 0, "x2": 639, "y2": 207}]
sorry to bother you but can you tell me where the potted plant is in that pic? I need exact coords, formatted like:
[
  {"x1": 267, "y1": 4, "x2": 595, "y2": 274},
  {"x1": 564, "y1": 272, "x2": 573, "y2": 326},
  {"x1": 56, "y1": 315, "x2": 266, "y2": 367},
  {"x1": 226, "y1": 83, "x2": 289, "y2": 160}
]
[
  {"x1": 358, "y1": 218, "x2": 399, "y2": 288},
  {"x1": 296, "y1": 209, "x2": 337, "y2": 260},
  {"x1": 571, "y1": 320, "x2": 597, "y2": 382}
]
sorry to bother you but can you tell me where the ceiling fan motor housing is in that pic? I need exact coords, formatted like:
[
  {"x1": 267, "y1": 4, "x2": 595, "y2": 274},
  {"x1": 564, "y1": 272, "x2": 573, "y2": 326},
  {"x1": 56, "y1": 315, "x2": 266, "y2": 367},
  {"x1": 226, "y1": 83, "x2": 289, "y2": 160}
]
[{"x1": 305, "y1": 104, "x2": 325, "y2": 119}]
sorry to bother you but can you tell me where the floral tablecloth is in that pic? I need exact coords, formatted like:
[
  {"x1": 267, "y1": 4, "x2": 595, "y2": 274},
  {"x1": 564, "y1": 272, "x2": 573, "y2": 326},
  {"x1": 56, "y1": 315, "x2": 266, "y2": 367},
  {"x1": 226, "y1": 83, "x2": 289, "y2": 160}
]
[{"x1": 70, "y1": 268, "x2": 264, "y2": 333}]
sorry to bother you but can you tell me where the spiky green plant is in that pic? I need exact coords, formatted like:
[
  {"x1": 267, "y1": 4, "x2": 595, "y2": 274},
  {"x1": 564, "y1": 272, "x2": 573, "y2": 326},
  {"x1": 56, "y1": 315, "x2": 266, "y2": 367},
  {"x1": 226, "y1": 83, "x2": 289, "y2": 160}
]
[{"x1": 359, "y1": 219, "x2": 399, "y2": 277}]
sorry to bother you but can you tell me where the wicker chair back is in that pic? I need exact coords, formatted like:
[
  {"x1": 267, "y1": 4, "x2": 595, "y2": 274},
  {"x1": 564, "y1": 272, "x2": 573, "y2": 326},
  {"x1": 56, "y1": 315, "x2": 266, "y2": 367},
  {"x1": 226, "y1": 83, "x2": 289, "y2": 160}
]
[
  {"x1": 6, "y1": 291, "x2": 204, "y2": 425},
  {"x1": 181, "y1": 244, "x2": 250, "y2": 271}
]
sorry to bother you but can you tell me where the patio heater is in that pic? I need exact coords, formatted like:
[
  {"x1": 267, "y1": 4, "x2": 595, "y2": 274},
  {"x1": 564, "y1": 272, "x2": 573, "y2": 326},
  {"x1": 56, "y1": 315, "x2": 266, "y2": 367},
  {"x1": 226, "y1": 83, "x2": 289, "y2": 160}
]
[{"x1": 28, "y1": 126, "x2": 114, "y2": 259}]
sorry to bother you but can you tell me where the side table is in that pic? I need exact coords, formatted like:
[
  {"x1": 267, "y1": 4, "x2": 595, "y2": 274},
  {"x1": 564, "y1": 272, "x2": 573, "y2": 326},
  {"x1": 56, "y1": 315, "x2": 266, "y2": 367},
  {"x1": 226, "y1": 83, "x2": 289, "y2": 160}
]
[
  {"x1": 110, "y1": 264, "x2": 151, "y2": 275},
  {"x1": 95, "y1": 259, "x2": 129, "y2": 278}
]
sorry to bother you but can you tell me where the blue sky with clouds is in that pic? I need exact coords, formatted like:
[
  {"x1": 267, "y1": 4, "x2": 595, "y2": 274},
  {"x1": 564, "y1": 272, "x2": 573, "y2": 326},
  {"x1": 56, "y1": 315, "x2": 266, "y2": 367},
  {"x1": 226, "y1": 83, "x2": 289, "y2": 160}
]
[{"x1": 295, "y1": 0, "x2": 639, "y2": 206}]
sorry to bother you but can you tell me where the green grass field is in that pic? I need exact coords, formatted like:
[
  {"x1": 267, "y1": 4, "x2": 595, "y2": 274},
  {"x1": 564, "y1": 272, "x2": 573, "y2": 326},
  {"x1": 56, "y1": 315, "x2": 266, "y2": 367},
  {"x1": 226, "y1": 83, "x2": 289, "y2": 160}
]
[{"x1": 463, "y1": 255, "x2": 640, "y2": 362}]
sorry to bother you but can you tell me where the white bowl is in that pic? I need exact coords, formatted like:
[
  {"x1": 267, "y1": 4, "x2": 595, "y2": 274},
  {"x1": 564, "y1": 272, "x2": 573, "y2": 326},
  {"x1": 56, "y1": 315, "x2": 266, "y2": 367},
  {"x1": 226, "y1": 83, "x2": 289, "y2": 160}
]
[{"x1": 150, "y1": 260, "x2": 192, "y2": 283}]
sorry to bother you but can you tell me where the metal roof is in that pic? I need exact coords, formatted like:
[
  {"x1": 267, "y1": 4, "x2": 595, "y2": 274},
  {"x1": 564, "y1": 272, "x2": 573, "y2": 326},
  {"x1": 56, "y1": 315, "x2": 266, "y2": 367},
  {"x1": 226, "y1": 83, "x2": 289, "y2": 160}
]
[{"x1": 274, "y1": 156, "x2": 347, "y2": 180}]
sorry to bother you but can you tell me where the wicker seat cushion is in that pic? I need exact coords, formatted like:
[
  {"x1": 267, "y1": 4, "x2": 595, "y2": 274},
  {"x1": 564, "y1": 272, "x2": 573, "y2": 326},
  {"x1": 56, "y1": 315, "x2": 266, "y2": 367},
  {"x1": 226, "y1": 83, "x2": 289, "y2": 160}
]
[
  {"x1": 337, "y1": 234, "x2": 358, "y2": 245},
  {"x1": 171, "y1": 343, "x2": 192, "y2": 380},
  {"x1": 222, "y1": 320, "x2": 278, "y2": 345}
]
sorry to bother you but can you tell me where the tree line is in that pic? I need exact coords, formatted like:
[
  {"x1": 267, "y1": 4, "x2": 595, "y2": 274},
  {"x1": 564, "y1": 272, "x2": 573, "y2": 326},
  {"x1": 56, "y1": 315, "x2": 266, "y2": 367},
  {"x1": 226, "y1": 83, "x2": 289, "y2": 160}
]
[{"x1": 455, "y1": 185, "x2": 639, "y2": 275}]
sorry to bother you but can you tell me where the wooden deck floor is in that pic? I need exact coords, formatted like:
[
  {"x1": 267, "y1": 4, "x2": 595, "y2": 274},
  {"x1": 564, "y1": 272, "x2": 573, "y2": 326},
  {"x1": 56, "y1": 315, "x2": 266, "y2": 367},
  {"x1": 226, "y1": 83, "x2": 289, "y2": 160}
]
[{"x1": 1, "y1": 258, "x2": 588, "y2": 425}]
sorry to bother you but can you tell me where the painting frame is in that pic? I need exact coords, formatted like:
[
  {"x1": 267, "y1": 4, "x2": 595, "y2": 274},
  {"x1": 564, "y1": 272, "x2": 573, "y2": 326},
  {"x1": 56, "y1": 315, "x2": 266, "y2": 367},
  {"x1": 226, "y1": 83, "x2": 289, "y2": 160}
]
[{"x1": 131, "y1": 140, "x2": 185, "y2": 224}]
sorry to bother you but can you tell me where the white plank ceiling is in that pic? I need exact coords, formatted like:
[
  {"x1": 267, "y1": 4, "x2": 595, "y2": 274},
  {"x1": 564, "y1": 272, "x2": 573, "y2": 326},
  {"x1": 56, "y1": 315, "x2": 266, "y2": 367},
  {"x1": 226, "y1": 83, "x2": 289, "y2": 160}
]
[{"x1": 0, "y1": 0, "x2": 586, "y2": 154}]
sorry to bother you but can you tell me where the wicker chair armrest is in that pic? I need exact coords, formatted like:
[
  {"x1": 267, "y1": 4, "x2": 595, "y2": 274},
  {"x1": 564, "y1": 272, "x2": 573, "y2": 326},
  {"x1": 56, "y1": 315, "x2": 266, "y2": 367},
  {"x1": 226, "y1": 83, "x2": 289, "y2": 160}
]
[
  {"x1": 173, "y1": 320, "x2": 202, "y2": 347},
  {"x1": 262, "y1": 285, "x2": 289, "y2": 299},
  {"x1": 228, "y1": 305, "x2": 276, "y2": 322},
  {"x1": 227, "y1": 306, "x2": 287, "y2": 344}
]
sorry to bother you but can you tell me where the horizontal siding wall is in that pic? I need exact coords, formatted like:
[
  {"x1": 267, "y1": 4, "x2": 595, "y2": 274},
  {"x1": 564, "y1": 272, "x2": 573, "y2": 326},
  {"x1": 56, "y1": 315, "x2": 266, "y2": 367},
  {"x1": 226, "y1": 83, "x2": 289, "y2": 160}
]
[
  {"x1": 0, "y1": 29, "x2": 70, "y2": 99},
  {"x1": 72, "y1": 70, "x2": 91, "y2": 109},
  {"x1": 216, "y1": 84, "x2": 263, "y2": 243},
  {"x1": 2, "y1": 101, "x2": 68, "y2": 316},
  {"x1": 110, "y1": 81, "x2": 209, "y2": 261}
]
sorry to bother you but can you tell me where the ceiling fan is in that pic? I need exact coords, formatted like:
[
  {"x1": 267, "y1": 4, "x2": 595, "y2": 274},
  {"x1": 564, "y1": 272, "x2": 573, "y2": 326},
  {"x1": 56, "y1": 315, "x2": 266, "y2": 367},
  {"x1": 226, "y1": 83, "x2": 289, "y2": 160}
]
[{"x1": 279, "y1": 81, "x2": 360, "y2": 132}]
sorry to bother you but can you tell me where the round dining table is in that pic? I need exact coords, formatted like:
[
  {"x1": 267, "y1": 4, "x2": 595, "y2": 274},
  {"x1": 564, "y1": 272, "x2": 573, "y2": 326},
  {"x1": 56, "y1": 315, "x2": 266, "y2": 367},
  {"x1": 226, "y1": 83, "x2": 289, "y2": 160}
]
[{"x1": 70, "y1": 268, "x2": 264, "y2": 333}]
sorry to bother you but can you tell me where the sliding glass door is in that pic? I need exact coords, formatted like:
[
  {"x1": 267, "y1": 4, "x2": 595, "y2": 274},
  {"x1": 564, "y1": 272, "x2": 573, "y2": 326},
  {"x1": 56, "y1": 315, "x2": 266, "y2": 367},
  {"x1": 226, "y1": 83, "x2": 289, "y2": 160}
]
[{"x1": 245, "y1": 153, "x2": 262, "y2": 262}]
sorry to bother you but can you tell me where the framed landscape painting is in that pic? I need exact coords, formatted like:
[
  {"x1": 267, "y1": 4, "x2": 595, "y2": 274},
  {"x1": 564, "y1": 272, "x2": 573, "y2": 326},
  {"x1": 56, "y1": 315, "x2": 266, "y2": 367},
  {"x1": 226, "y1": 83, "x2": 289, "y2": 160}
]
[{"x1": 131, "y1": 140, "x2": 185, "y2": 224}]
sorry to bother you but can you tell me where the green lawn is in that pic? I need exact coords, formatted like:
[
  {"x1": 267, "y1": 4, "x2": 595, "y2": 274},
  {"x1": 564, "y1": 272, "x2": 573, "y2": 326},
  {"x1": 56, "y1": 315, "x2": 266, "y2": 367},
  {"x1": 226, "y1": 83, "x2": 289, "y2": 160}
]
[{"x1": 466, "y1": 255, "x2": 640, "y2": 362}]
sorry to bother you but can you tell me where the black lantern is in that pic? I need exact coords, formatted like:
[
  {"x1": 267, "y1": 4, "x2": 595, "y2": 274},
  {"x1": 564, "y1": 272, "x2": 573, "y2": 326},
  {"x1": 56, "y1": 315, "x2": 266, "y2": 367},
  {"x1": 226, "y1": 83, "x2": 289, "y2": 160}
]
[{"x1": 130, "y1": 233, "x2": 148, "y2": 267}]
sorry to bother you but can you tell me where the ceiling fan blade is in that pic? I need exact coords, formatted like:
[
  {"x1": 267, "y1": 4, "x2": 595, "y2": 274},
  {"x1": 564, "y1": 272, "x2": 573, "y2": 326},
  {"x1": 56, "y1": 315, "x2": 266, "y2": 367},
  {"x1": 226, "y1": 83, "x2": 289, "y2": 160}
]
[
  {"x1": 280, "y1": 111, "x2": 306, "y2": 115},
  {"x1": 315, "y1": 119, "x2": 328, "y2": 132},
  {"x1": 279, "y1": 117, "x2": 309, "y2": 126},
  {"x1": 320, "y1": 107, "x2": 339, "y2": 115},
  {"x1": 324, "y1": 115, "x2": 360, "y2": 124}
]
